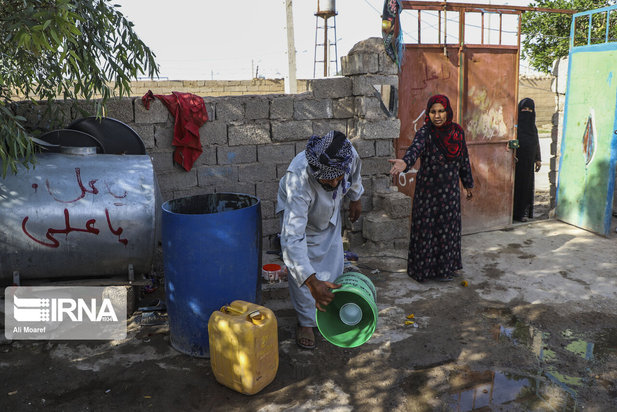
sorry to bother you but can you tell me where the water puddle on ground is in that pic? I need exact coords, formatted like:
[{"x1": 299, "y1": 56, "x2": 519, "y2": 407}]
[
  {"x1": 472, "y1": 308, "x2": 617, "y2": 411},
  {"x1": 447, "y1": 369, "x2": 576, "y2": 411}
]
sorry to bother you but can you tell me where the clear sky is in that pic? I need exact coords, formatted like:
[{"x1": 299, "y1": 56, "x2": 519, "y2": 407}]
[{"x1": 115, "y1": 0, "x2": 535, "y2": 81}]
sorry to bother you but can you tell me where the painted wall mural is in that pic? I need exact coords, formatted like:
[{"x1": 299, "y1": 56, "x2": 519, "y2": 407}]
[{"x1": 465, "y1": 86, "x2": 508, "y2": 140}]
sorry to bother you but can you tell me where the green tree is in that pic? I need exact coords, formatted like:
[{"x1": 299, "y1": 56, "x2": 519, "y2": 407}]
[
  {"x1": 0, "y1": 0, "x2": 158, "y2": 176},
  {"x1": 521, "y1": 0, "x2": 616, "y2": 73}
]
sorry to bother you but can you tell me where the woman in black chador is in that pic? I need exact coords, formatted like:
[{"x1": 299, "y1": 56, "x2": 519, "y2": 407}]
[{"x1": 513, "y1": 98, "x2": 542, "y2": 222}]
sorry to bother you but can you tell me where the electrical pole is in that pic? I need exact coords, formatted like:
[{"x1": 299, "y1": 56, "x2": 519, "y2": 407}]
[{"x1": 285, "y1": 0, "x2": 297, "y2": 94}]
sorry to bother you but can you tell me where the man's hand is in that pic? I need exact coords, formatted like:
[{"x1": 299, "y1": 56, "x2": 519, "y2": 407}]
[
  {"x1": 305, "y1": 274, "x2": 341, "y2": 312},
  {"x1": 349, "y1": 199, "x2": 362, "y2": 223},
  {"x1": 535, "y1": 161, "x2": 542, "y2": 172}
]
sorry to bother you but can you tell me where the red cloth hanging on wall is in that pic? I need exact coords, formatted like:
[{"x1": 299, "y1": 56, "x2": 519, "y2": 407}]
[{"x1": 142, "y1": 90, "x2": 209, "y2": 171}]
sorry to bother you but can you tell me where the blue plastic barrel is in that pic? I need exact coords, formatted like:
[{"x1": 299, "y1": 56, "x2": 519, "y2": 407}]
[{"x1": 161, "y1": 193, "x2": 262, "y2": 357}]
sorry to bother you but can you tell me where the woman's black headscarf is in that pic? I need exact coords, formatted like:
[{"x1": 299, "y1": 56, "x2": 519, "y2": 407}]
[{"x1": 517, "y1": 98, "x2": 538, "y2": 148}]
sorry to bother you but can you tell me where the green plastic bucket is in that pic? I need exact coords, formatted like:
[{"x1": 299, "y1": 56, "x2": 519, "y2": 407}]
[{"x1": 316, "y1": 272, "x2": 378, "y2": 348}]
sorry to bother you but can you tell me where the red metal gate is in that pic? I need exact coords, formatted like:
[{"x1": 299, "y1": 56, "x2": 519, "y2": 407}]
[{"x1": 396, "y1": 2, "x2": 522, "y2": 233}]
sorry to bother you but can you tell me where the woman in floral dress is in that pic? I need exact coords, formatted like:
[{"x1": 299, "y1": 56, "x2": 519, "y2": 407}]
[{"x1": 389, "y1": 95, "x2": 474, "y2": 282}]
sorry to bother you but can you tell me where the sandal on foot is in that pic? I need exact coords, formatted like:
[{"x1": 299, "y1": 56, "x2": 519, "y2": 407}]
[
  {"x1": 439, "y1": 274, "x2": 454, "y2": 282},
  {"x1": 296, "y1": 326, "x2": 315, "y2": 350}
]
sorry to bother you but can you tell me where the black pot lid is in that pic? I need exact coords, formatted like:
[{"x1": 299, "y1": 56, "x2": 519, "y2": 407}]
[
  {"x1": 67, "y1": 117, "x2": 146, "y2": 155},
  {"x1": 37, "y1": 129, "x2": 104, "y2": 153}
]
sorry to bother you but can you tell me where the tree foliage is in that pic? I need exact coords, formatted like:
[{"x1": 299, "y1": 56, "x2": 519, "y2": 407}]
[
  {"x1": 0, "y1": 0, "x2": 158, "y2": 176},
  {"x1": 521, "y1": 0, "x2": 617, "y2": 73}
]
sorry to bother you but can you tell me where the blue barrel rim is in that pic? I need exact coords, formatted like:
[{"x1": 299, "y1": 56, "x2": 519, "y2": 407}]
[{"x1": 162, "y1": 192, "x2": 261, "y2": 216}]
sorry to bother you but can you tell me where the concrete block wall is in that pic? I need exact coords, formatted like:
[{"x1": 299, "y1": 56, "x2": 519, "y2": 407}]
[
  {"x1": 362, "y1": 188, "x2": 411, "y2": 251},
  {"x1": 11, "y1": 79, "x2": 311, "y2": 101},
  {"x1": 17, "y1": 37, "x2": 401, "y2": 249},
  {"x1": 518, "y1": 75, "x2": 555, "y2": 132},
  {"x1": 550, "y1": 57, "x2": 568, "y2": 211}
]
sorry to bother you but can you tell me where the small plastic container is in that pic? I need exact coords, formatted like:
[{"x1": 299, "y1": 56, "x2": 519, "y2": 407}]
[
  {"x1": 262, "y1": 264, "x2": 288, "y2": 283},
  {"x1": 208, "y1": 301, "x2": 278, "y2": 395}
]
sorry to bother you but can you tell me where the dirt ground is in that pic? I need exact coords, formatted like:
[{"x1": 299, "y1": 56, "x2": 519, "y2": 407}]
[{"x1": 1, "y1": 190, "x2": 616, "y2": 411}]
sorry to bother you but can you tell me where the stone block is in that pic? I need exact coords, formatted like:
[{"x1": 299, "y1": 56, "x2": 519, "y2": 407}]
[
  {"x1": 150, "y1": 151, "x2": 176, "y2": 174},
  {"x1": 294, "y1": 99, "x2": 333, "y2": 120},
  {"x1": 362, "y1": 212, "x2": 409, "y2": 242},
  {"x1": 354, "y1": 118, "x2": 400, "y2": 140},
  {"x1": 197, "y1": 165, "x2": 239, "y2": 186},
  {"x1": 550, "y1": 141, "x2": 559, "y2": 156},
  {"x1": 135, "y1": 98, "x2": 169, "y2": 124},
  {"x1": 160, "y1": 190, "x2": 174, "y2": 202},
  {"x1": 258, "y1": 143, "x2": 295, "y2": 164},
  {"x1": 360, "y1": 157, "x2": 391, "y2": 176},
  {"x1": 104, "y1": 98, "x2": 134, "y2": 123},
  {"x1": 200, "y1": 121, "x2": 227, "y2": 146},
  {"x1": 69, "y1": 101, "x2": 97, "y2": 123},
  {"x1": 156, "y1": 170, "x2": 198, "y2": 193},
  {"x1": 351, "y1": 139, "x2": 375, "y2": 158},
  {"x1": 216, "y1": 99, "x2": 244, "y2": 121},
  {"x1": 153, "y1": 124, "x2": 174, "y2": 151},
  {"x1": 333, "y1": 97, "x2": 355, "y2": 118},
  {"x1": 173, "y1": 186, "x2": 213, "y2": 199},
  {"x1": 130, "y1": 124, "x2": 155, "y2": 149},
  {"x1": 260, "y1": 200, "x2": 276, "y2": 219},
  {"x1": 214, "y1": 182, "x2": 256, "y2": 195},
  {"x1": 11, "y1": 101, "x2": 55, "y2": 131},
  {"x1": 352, "y1": 75, "x2": 398, "y2": 96},
  {"x1": 355, "y1": 96, "x2": 389, "y2": 120},
  {"x1": 341, "y1": 53, "x2": 379, "y2": 76},
  {"x1": 228, "y1": 122, "x2": 271, "y2": 146},
  {"x1": 245, "y1": 98, "x2": 270, "y2": 120},
  {"x1": 393, "y1": 238, "x2": 409, "y2": 251},
  {"x1": 372, "y1": 175, "x2": 393, "y2": 192},
  {"x1": 270, "y1": 96, "x2": 294, "y2": 119},
  {"x1": 202, "y1": 100, "x2": 216, "y2": 121},
  {"x1": 551, "y1": 56, "x2": 569, "y2": 94},
  {"x1": 238, "y1": 163, "x2": 277, "y2": 182},
  {"x1": 312, "y1": 120, "x2": 348, "y2": 137},
  {"x1": 276, "y1": 163, "x2": 291, "y2": 179},
  {"x1": 376, "y1": 140, "x2": 395, "y2": 157},
  {"x1": 378, "y1": 52, "x2": 399, "y2": 75},
  {"x1": 256, "y1": 181, "x2": 280, "y2": 201},
  {"x1": 360, "y1": 194, "x2": 373, "y2": 213},
  {"x1": 271, "y1": 120, "x2": 313, "y2": 142},
  {"x1": 295, "y1": 141, "x2": 307, "y2": 155},
  {"x1": 217, "y1": 145, "x2": 257, "y2": 164},
  {"x1": 550, "y1": 185, "x2": 557, "y2": 199},
  {"x1": 311, "y1": 78, "x2": 352, "y2": 98},
  {"x1": 374, "y1": 190, "x2": 411, "y2": 219},
  {"x1": 262, "y1": 218, "x2": 281, "y2": 237},
  {"x1": 549, "y1": 170, "x2": 558, "y2": 184},
  {"x1": 345, "y1": 230, "x2": 365, "y2": 249},
  {"x1": 361, "y1": 178, "x2": 373, "y2": 197},
  {"x1": 195, "y1": 146, "x2": 217, "y2": 166}
]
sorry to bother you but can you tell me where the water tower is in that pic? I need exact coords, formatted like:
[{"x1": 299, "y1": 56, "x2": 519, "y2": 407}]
[{"x1": 313, "y1": 0, "x2": 339, "y2": 77}]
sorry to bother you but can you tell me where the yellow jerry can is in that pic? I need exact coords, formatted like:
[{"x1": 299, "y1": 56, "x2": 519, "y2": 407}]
[{"x1": 208, "y1": 300, "x2": 278, "y2": 395}]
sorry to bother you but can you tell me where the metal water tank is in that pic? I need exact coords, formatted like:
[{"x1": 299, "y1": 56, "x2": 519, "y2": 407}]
[
  {"x1": 317, "y1": 0, "x2": 336, "y2": 15},
  {"x1": 0, "y1": 150, "x2": 160, "y2": 283}
]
